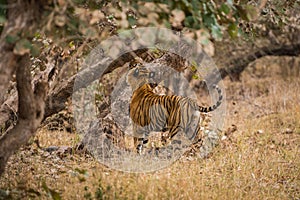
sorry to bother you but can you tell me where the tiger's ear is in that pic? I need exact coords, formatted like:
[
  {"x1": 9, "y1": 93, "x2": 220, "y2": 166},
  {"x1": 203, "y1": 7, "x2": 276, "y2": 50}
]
[
  {"x1": 149, "y1": 83, "x2": 158, "y2": 88},
  {"x1": 129, "y1": 62, "x2": 138, "y2": 69}
]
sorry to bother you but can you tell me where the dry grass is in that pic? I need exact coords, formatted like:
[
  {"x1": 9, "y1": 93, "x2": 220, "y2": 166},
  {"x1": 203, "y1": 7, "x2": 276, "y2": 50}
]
[{"x1": 0, "y1": 60, "x2": 299, "y2": 200}]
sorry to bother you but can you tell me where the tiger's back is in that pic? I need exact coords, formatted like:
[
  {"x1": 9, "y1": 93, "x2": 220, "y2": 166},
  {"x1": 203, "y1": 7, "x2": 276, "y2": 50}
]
[{"x1": 126, "y1": 64, "x2": 222, "y2": 153}]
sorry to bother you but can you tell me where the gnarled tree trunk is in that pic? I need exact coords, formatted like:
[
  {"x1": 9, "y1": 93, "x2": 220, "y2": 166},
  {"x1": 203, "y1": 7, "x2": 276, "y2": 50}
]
[{"x1": 0, "y1": 0, "x2": 46, "y2": 176}]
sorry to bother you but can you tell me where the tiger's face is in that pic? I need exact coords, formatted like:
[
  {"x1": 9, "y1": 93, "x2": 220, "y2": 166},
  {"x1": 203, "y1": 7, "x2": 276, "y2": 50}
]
[{"x1": 126, "y1": 64, "x2": 156, "y2": 91}]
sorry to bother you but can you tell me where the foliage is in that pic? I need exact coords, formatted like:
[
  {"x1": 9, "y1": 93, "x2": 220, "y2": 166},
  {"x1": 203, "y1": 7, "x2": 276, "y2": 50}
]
[
  {"x1": 36, "y1": 0, "x2": 298, "y2": 71},
  {"x1": 68, "y1": 0, "x2": 298, "y2": 41},
  {"x1": 1, "y1": 0, "x2": 298, "y2": 61}
]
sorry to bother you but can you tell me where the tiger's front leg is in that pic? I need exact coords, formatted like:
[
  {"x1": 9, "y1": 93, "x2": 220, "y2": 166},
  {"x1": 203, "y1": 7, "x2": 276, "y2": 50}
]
[
  {"x1": 133, "y1": 125, "x2": 150, "y2": 154},
  {"x1": 133, "y1": 137, "x2": 149, "y2": 154}
]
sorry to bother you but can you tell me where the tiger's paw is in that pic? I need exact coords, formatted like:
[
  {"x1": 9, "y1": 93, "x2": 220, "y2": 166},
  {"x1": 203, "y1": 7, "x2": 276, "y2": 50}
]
[{"x1": 136, "y1": 144, "x2": 143, "y2": 154}]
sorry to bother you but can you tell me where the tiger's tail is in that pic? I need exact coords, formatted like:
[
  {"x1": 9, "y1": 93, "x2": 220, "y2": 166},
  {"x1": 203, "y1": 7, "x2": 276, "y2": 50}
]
[{"x1": 198, "y1": 84, "x2": 223, "y2": 112}]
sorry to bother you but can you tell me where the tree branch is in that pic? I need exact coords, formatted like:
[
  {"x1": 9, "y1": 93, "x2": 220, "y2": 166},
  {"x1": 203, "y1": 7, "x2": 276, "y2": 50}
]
[
  {"x1": 0, "y1": 0, "x2": 47, "y2": 176},
  {"x1": 44, "y1": 48, "x2": 148, "y2": 119},
  {"x1": 206, "y1": 42, "x2": 300, "y2": 85},
  {"x1": 0, "y1": 54, "x2": 47, "y2": 175},
  {"x1": 0, "y1": 0, "x2": 44, "y2": 104}
]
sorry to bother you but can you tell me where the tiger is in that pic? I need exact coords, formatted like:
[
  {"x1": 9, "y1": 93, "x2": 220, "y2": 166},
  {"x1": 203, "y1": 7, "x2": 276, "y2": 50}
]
[{"x1": 126, "y1": 64, "x2": 223, "y2": 154}]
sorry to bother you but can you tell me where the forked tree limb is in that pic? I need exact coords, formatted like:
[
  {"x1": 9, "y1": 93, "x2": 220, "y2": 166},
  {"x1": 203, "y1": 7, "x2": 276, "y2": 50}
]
[
  {"x1": 0, "y1": 0, "x2": 45, "y2": 105},
  {"x1": 0, "y1": 0, "x2": 47, "y2": 176},
  {"x1": 0, "y1": 62, "x2": 57, "y2": 133},
  {"x1": 0, "y1": 54, "x2": 47, "y2": 175},
  {"x1": 44, "y1": 49, "x2": 148, "y2": 119}
]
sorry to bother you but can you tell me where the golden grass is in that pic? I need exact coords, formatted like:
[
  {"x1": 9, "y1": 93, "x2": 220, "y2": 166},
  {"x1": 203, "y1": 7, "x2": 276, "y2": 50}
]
[{"x1": 0, "y1": 62, "x2": 299, "y2": 200}]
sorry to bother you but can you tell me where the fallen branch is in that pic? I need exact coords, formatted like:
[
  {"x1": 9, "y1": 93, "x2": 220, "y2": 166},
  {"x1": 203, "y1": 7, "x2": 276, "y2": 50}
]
[{"x1": 206, "y1": 42, "x2": 300, "y2": 85}]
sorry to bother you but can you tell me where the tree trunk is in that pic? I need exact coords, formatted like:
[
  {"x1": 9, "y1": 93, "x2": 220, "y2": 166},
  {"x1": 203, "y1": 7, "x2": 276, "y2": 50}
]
[
  {"x1": 0, "y1": 54, "x2": 47, "y2": 175},
  {"x1": 0, "y1": 0, "x2": 46, "y2": 176}
]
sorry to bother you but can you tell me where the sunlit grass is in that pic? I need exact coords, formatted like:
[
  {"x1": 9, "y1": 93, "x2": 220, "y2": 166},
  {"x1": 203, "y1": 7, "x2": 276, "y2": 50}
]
[{"x1": 0, "y1": 64, "x2": 299, "y2": 199}]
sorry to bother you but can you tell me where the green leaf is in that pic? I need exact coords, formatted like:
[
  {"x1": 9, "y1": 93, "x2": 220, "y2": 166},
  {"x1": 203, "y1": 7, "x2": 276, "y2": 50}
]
[
  {"x1": 202, "y1": 2, "x2": 207, "y2": 14},
  {"x1": 34, "y1": 32, "x2": 42, "y2": 39},
  {"x1": 182, "y1": 0, "x2": 191, "y2": 8},
  {"x1": 163, "y1": 19, "x2": 171, "y2": 29},
  {"x1": 5, "y1": 35, "x2": 20, "y2": 44},
  {"x1": 69, "y1": 41, "x2": 75, "y2": 48},
  {"x1": 192, "y1": 74, "x2": 199, "y2": 80},
  {"x1": 200, "y1": 38, "x2": 210, "y2": 45},
  {"x1": 107, "y1": 15, "x2": 114, "y2": 20},
  {"x1": 228, "y1": 23, "x2": 238, "y2": 38},
  {"x1": 42, "y1": 180, "x2": 48, "y2": 191},
  {"x1": 236, "y1": 5, "x2": 258, "y2": 21},
  {"x1": 95, "y1": 187, "x2": 103, "y2": 199},
  {"x1": 30, "y1": 44, "x2": 41, "y2": 57},
  {"x1": 0, "y1": 16, "x2": 5, "y2": 23},
  {"x1": 14, "y1": 39, "x2": 31, "y2": 55},
  {"x1": 184, "y1": 16, "x2": 194, "y2": 28},
  {"x1": 48, "y1": 189, "x2": 61, "y2": 200},
  {"x1": 211, "y1": 25, "x2": 222, "y2": 40},
  {"x1": 220, "y1": 3, "x2": 230, "y2": 15},
  {"x1": 75, "y1": 168, "x2": 88, "y2": 175},
  {"x1": 127, "y1": 15, "x2": 136, "y2": 27},
  {"x1": 191, "y1": 0, "x2": 200, "y2": 11},
  {"x1": 203, "y1": 14, "x2": 216, "y2": 27},
  {"x1": 190, "y1": 61, "x2": 198, "y2": 72},
  {"x1": 245, "y1": 5, "x2": 258, "y2": 21}
]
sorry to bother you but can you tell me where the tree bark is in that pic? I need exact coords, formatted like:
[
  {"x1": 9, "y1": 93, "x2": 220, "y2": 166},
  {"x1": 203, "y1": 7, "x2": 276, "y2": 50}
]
[
  {"x1": 0, "y1": 0, "x2": 45, "y2": 103},
  {"x1": 44, "y1": 49, "x2": 148, "y2": 119},
  {"x1": 0, "y1": 0, "x2": 46, "y2": 176},
  {"x1": 0, "y1": 54, "x2": 47, "y2": 175},
  {"x1": 206, "y1": 42, "x2": 300, "y2": 85}
]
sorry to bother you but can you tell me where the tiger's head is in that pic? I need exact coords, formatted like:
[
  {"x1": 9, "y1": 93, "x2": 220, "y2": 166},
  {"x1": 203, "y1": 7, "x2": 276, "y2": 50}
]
[{"x1": 126, "y1": 63, "x2": 156, "y2": 91}]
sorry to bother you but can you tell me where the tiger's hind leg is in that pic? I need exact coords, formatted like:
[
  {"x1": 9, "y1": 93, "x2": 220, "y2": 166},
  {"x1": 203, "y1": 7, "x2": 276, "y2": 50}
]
[
  {"x1": 160, "y1": 130, "x2": 170, "y2": 146},
  {"x1": 133, "y1": 137, "x2": 149, "y2": 154},
  {"x1": 157, "y1": 127, "x2": 189, "y2": 158},
  {"x1": 132, "y1": 125, "x2": 150, "y2": 154}
]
